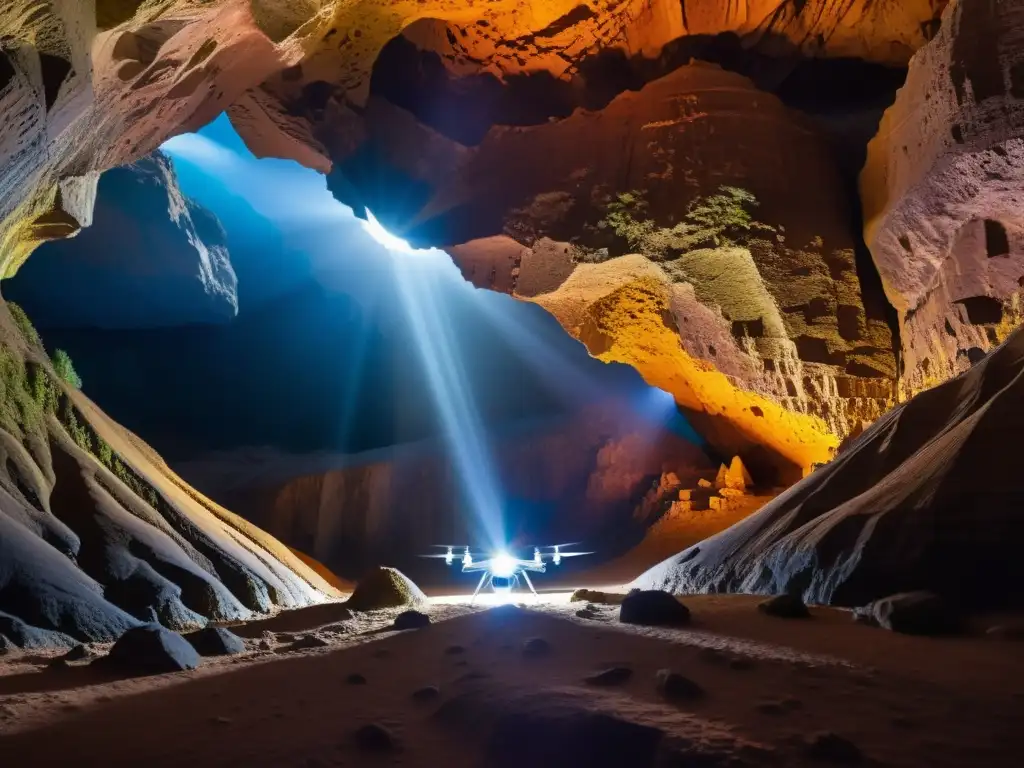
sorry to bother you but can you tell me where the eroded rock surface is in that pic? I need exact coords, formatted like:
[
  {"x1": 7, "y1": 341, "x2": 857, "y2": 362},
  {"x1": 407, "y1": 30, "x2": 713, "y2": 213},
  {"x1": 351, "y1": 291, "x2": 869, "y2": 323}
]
[
  {"x1": 0, "y1": 301, "x2": 340, "y2": 647},
  {"x1": 863, "y1": 0, "x2": 1024, "y2": 398},
  {"x1": 633, "y1": 324, "x2": 1024, "y2": 609}
]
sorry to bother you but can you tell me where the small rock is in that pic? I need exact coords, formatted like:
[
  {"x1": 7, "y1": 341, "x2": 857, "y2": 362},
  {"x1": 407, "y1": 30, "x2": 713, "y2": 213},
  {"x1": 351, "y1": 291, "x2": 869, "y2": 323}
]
[
  {"x1": 286, "y1": 635, "x2": 329, "y2": 652},
  {"x1": 585, "y1": 667, "x2": 633, "y2": 686},
  {"x1": 758, "y1": 594, "x2": 810, "y2": 619},
  {"x1": 985, "y1": 622, "x2": 1024, "y2": 641},
  {"x1": 576, "y1": 608, "x2": 597, "y2": 619},
  {"x1": 392, "y1": 610, "x2": 431, "y2": 630},
  {"x1": 185, "y1": 627, "x2": 246, "y2": 657},
  {"x1": 755, "y1": 700, "x2": 786, "y2": 715},
  {"x1": 855, "y1": 591, "x2": 960, "y2": 635},
  {"x1": 444, "y1": 645, "x2": 465, "y2": 655},
  {"x1": 619, "y1": 590, "x2": 691, "y2": 627},
  {"x1": 655, "y1": 669, "x2": 705, "y2": 701},
  {"x1": 258, "y1": 639, "x2": 273, "y2": 651},
  {"x1": 354, "y1": 723, "x2": 395, "y2": 752},
  {"x1": 102, "y1": 624, "x2": 200, "y2": 676},
  {"x1": 412, "y1": 685, "x2": 440, "y2": 702},
  {"x1": 211, "y1": 716, "x2": 232, "y2": 726},
  {"x1": 522, "y1": 637, "x2": 551, "y2": 657},
  {"x1": 456, "y1": 671, "x2": 489, "y2": 683},
  {"x1": 804, "y1": 732, "x2": 863, "y2": 763},
  {"x1": 347, "y1": 673, "x2": 367, "y2": 685},
  {"x1": 46, "y1": 658, "x2": 70, "y2": 672},
  {"x1": 63, "y1": 644, "x2": 91, "y2": 662}
]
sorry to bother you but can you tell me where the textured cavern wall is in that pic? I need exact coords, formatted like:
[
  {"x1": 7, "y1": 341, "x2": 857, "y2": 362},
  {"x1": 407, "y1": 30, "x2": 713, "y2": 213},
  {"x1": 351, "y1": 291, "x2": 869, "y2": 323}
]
[
  {"x1": 178, "y1": 404, "x2": 713, "y2": 578},
  {"x1": 0, "y1": 298, "x2": 340, "y2": 647},
  {"x1": 0, "y1": 0, "x2": 948, "y2": 272},
  {"x1": 0, "y1": 0, "x2": 955, "y2": 485},
  {"x1": 635, "y1": 322, "x2": 1024, "y2": 610},
  {"x1": 863, "y1": 0, "x2": 1024, "y2": 399},
  {"x1": 6, "y1": 151, "x2": 238, "y2": 328},
  {"x1": 358, "y1": 64, "x2": 895, "y2": 483}
]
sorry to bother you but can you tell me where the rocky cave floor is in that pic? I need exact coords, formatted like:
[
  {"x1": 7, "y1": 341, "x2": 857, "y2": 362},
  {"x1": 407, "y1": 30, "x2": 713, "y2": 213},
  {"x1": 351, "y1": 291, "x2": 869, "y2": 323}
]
[{"x1": 2, "y1": 594, "x2": 1024, "y2": 767}]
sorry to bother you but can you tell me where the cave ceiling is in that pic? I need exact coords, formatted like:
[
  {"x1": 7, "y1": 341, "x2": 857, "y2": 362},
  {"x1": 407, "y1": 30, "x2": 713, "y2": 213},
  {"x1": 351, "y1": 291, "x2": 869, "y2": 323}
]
[{"x1": 10, "y1": 0, "x2": 1023, "y2": 484}]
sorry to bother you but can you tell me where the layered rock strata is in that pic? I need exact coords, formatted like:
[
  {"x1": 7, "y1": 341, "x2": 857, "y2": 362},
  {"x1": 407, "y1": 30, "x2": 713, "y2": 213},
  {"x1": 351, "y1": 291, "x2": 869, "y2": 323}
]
[{"x1": 0, "y1": 300, "x2": 340, "y2": 647}]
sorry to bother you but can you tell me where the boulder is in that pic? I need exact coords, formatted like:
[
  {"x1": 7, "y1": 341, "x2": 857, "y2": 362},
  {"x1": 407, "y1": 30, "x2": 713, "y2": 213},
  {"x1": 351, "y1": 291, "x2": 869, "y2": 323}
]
[
  {"x1": 522, "y1": 637, "x2": 551, "y2": 658},
  {"x1": 353, "y1": 723, "x2": 395, "y2": 752},
  {"x1": 584, "y1": 667, "x2": 633, "y2": 687},
  {"x1": 855, "y1": 592, "x2": 961, "y2": 636},
  {"x1": 345, "y1": 567, "x2": 427, "y2": 611},
  {"x1": 286, "y1": 634, "x2": 330, "y2": 651},
  {"x1": 392, "y1": 610, "x2": 431, "y2": 630},
  {"x1": 103, "y1": 624, "x2": 201, "y2": 675},
  {"x1": 758, "y1": 594, "x2": 811, "y2": 620},
  {"x1": 655, "y1": 670, "x2": 706, "y2": 701},
  {"x1": 804, "y1": 732, "x2": 863, "y2": 763},
  {"x1": 619, "y1": 591, "x2": 691, "y2": 627},
  {"x1": 184, "y1": 626, "x2": 246, "y2": 656}
]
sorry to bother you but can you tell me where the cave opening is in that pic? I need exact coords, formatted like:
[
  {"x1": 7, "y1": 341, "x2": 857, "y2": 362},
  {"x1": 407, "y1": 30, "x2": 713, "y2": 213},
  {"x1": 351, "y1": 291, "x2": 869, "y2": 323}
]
[{"x1": 3, "y1": 114, "x2": 712, "y2": 581}]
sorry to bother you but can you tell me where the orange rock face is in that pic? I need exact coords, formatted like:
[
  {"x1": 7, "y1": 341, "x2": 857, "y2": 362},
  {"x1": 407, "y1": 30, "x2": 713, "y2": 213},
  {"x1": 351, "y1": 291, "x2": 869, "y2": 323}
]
[
  {"x1": 412, "y1": 66, "x2": 895, "y2": 482},
  {"x1": 862, "y1": 0, "x2": 1024, "y2": 399}
]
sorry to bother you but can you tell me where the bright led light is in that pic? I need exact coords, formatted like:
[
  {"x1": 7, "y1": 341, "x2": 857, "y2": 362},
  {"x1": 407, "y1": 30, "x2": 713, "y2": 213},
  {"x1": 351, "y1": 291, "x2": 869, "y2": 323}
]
[
  {"x1": 491, "y1": 552, "x2": 518, "y2": 578},
  {"x1": 361, "y1": 210, "x2": 417, "y2": 254}
]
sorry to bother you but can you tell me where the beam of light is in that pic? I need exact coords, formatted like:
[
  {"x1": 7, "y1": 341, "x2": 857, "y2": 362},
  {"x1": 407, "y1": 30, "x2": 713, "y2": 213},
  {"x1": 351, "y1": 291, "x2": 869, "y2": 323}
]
[
  {"x1": 361, "y1": 211, "x2": 418, "y2": 255},
  {"x1": 363, "y1": 214, "x2": 506, "y2": 550}
]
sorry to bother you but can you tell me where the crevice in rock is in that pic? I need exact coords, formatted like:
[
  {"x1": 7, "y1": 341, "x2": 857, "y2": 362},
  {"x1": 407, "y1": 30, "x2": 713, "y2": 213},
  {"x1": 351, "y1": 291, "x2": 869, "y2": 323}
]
[
  {"x1": 956, "y1": 296, "x2": 1003, "y2": 325},
  {"x1": 0, "y1": 51, "x2": 15, "y2": 93},
  {"x1": 38, "y1": 53, "x2": 72, "y2": 112},
  {"x1": 984, "y1": 219, "x2": 1010, "y2": 257}
]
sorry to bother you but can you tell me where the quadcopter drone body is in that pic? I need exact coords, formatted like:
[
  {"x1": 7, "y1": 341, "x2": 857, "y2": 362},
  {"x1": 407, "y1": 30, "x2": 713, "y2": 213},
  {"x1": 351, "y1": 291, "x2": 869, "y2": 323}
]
[{"x1": 427, "y1": 544, "x2": 589, "y2": 601}]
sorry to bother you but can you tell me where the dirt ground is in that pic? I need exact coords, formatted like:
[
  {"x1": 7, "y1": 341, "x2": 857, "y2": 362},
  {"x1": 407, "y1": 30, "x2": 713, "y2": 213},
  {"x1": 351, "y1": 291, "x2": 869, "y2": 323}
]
[{"x1": 2, "y1": 593, "x2": 1023, "y2": 767}]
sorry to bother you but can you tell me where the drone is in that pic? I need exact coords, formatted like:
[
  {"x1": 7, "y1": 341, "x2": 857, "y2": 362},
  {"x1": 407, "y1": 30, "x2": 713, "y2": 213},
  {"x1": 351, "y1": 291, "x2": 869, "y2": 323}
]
[{"x1": 426, "y1": 543, "x2": 591, "y2": 601}]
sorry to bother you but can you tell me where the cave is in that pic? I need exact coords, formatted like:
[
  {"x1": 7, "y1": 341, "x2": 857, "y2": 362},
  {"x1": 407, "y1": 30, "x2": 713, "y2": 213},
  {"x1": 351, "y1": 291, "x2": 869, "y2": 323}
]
[{"x1": 2, "y1": 2, "x2": 1024, "y2": 764}]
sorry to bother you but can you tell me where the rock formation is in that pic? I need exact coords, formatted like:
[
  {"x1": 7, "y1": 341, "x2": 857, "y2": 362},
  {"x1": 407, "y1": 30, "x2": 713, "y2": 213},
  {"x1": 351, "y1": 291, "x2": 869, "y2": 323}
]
[
  {"x1": 8, "y1": 0, "x2": 1024, "y2": 623},
  {"x1": 863, "y1": 0, "x2": 1024, "y2": 398},
  {"x1": 373, "y1": 64, "x2": 892, "y2": 484},
  {"x1": 6, "y1": 151, "x2": 237, "y2": 328},
  {"x1": 633, "y1": 323, "x2": 1024, "y2": 609},
  {"x1": 0, "y1": 0, "x2": 953, "y2": 483},
  {"x1": 176, "y1": 401, "x2": 713, "y2": 578},
  {"x1": 0, "y1": 300, "x2": 340, "y2": 648}
]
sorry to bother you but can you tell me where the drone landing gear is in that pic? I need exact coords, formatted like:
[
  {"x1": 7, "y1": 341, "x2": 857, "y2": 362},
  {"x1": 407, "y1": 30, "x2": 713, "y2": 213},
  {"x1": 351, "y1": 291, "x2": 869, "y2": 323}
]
[
  {"x1": 521, "y1": 571, "x2": 539, "y2": 598},
  {"x1": 470, "y1": 572, "x2": 489, "y2": 604}
]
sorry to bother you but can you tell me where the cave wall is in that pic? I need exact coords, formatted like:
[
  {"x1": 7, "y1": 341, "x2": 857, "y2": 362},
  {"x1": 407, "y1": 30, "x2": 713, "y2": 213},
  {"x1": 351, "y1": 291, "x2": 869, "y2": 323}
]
[
  {"x1": 0, "y1": 0, "x2": 980, "y2": 484},
  {"x1": 180, "y1": 402, "x2": 714, "y2": 579},
  {"x1": 863, "y1": 0, "x2": 1024, "y2": 399},
  {"x1": 0, "y1": 297, "x2": 340, "y2": 646}
]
